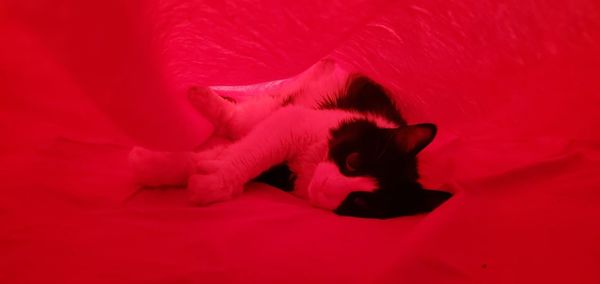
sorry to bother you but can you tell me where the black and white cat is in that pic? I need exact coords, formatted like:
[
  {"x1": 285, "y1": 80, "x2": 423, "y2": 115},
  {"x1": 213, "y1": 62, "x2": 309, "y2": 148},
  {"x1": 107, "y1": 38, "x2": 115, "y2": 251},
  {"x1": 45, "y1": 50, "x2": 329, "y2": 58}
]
[{"x1": 129, "y1": 60, "x2": 451, "y2": 218}]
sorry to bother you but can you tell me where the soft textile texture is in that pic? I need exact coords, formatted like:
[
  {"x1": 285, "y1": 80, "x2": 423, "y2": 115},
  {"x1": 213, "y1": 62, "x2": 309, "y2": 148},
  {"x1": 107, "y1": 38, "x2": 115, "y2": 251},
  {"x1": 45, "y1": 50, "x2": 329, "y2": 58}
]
[{"x1": 1, "y1": 0, "x2": 599, "y2": 283}]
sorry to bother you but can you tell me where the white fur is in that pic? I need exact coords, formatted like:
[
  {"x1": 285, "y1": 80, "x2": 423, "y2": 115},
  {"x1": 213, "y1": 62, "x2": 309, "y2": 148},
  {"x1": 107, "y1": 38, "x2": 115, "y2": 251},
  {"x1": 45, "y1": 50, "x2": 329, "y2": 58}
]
[{"x1": 308, "y1": 161, "x2": 378, "y2": 210}]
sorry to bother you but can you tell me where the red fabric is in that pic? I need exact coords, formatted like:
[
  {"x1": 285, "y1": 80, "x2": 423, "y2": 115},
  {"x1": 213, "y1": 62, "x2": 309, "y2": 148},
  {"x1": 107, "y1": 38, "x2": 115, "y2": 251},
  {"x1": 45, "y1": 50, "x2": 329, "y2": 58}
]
[{"x1": 2, "y1": 0, "x2": 600, "y2": 283}]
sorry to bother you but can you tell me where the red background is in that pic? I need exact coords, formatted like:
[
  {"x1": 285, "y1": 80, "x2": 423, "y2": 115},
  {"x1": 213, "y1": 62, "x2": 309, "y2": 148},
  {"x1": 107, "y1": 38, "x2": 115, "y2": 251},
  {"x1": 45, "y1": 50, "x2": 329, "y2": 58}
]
[{"x1": 1, "y1": 0, "x2": 599, "y2": 283}]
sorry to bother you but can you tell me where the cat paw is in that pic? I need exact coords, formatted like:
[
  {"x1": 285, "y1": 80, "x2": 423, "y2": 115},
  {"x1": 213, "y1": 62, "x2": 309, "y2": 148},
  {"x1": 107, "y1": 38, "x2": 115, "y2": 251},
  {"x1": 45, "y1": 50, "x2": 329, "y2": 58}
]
[
  {"x1": 187, "y1": 173, "x2": 242, "y2": 205},
  {"x1": 188, "y1": 86, "x2": 235, "y2": 125},
  {"x1": 128, "y1": 147, "x2": 192, "y2": 187},
  {"x1": 193, "y1": 145, "x2": 228, "y2": 162}
]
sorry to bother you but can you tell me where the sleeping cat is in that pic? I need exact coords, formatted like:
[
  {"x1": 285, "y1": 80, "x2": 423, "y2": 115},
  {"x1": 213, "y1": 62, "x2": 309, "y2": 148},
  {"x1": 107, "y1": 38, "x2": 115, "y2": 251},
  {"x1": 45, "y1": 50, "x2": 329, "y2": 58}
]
[{"x1": 129, "y1": 59, "x2": 451, "y2": 218}]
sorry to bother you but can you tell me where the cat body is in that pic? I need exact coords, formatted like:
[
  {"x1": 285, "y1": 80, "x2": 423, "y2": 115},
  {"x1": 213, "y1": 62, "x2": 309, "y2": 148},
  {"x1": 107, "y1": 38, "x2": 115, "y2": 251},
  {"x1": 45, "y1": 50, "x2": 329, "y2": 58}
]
[{"x1": 130, "y1": 60, "x2": 451, "y2": 218}]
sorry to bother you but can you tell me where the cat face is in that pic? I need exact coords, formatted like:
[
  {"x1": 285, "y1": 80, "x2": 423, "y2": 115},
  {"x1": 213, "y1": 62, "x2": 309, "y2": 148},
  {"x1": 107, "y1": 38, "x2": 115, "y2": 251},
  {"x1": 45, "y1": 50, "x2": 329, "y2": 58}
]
[{"x1": 308, "y1": 119, "x2": 452, "y2": 218}]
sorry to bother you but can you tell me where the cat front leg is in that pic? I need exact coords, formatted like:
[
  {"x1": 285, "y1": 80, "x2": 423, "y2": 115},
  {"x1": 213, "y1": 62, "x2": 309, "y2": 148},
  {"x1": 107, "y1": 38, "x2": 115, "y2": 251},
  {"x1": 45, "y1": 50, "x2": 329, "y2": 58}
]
[
  {"x1": 187, "y1": 106, "x2": 315, "y2": 205},
  {"x1": 187, "y1": 170, "x2": 241, "y2": 205},
  {"x1": 186, "y1": 150, "x2": 249, "y2": 205}
]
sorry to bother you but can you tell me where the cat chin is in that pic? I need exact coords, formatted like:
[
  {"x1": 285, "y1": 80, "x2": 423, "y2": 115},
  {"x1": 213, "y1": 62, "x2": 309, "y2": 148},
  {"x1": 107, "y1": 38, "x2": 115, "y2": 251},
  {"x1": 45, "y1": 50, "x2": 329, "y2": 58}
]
[{"x1": 308, "y1": 161, "x2": 378, "y2": 210}]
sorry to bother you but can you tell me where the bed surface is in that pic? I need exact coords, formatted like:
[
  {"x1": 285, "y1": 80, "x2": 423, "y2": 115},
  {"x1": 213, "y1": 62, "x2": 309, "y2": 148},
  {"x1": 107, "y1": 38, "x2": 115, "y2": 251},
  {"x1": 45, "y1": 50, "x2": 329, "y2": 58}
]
[{"x1": 2, "y1": 0, "x2": 600, "y2": 283}]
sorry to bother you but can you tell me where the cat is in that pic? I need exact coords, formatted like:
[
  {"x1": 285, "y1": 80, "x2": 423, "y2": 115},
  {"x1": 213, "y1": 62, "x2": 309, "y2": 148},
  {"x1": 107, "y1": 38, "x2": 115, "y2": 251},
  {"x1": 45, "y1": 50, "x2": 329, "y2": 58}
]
[{"x1": 129, "y1": 59, "x2": 452, "y2": 218}]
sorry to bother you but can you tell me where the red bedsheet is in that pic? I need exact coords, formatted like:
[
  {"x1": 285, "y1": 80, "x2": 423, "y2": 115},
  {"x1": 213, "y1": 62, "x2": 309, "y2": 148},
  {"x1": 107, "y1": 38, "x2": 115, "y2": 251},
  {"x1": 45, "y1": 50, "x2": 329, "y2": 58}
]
[{"x1": 2, "y1": 1, "x2": 599, "y2": 283}]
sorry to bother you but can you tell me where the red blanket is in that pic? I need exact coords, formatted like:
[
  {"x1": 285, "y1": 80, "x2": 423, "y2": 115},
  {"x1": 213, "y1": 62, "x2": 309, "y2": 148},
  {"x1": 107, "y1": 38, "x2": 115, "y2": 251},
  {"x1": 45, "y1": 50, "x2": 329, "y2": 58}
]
[{"x1": 2, "y1": 1, "x2": 599, "y2": 283}]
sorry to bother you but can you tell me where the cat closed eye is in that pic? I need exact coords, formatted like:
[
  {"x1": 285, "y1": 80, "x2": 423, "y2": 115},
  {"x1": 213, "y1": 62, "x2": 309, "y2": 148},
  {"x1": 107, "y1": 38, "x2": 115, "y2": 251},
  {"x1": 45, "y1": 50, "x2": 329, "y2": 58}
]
[{"x1": 345, "y1": 152, "x2": 361, "y2": 172}]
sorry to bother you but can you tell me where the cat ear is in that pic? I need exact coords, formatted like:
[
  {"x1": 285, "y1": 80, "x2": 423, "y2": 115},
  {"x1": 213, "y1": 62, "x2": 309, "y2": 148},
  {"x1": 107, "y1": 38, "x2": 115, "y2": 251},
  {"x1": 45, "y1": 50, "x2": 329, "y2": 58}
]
[{"x1": 394, "y1": 123, "x2": 437, "y2": 155}]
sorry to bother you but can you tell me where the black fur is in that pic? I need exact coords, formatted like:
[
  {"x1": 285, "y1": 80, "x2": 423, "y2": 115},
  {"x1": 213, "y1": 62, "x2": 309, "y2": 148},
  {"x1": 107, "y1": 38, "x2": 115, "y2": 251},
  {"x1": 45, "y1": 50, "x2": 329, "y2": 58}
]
[
  {"x1": 280, "y1": 94, "x2": 295, "y2": 106},
  {"x1": 335, "y1": 189, "x2": 452, "y2": 218},
  {"x1": 254, "y1": 164, "x2": 295, "y2": 192},
  {"x1": 319, "y1": 75, "x2": 406, "y2": 125},
  {"x1": 328, "y1": 119, "x2": 450, "y2": 218}
]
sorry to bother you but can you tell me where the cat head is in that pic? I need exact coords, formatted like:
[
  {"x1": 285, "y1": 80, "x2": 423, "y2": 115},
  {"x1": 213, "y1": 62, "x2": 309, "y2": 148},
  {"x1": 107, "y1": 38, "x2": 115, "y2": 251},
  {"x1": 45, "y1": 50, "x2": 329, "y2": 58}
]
[{"x1": 308, "y1": 119, "x2": 451, "y2": 218}]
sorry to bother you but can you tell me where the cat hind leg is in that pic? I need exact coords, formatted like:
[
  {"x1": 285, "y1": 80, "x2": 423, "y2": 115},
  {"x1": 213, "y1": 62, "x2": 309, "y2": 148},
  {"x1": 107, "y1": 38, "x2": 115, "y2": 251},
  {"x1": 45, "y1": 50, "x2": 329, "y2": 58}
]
[
  {"x1": 188, "y1": 85, "x2": 284, "y2": 140},
  {"x1": 188, "y1": 86, "x2": 237, "y2": 136}
]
